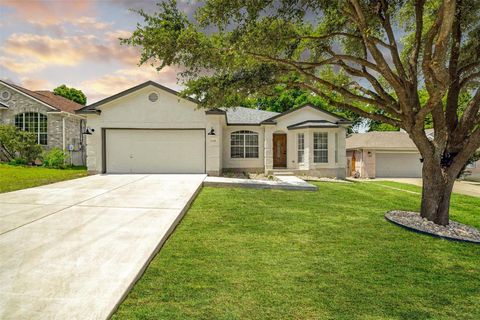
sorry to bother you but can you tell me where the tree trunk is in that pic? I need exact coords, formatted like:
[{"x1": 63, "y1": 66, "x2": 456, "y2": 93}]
[{"x1": 420, "y1": 162, "x2": 455, "y2": 226}]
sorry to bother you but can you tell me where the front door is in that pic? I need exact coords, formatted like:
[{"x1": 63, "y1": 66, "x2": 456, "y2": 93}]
[{"x1": 273, "y1": 134, "x2": 287, "y2": 168}]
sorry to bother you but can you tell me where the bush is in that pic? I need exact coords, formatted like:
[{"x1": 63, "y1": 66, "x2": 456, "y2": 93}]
[
  {"x1": 42, "y1": 148, "x2": 70, "y2": 168},
  {"x1": 0, "y1": 124, "x2": 42, "y2": 164}
]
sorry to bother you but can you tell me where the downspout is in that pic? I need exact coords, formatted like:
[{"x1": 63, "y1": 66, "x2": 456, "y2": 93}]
[{"x1": 62, "y1": 116, "x2": 66, "y2": 151}]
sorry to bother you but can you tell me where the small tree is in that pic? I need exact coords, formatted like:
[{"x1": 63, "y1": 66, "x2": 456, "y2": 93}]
[
  {"x1": 53, "y1": 85, "x2": 87, "y2": 105},
  {"x1": 0, "y1": 124, "x2": 42, "y2": 164},
  {"x1": 123, "y1": 0, "x2": 480, "y2": 226}
]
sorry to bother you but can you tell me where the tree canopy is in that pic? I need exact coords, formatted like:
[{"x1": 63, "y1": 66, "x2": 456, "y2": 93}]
[
  {"x1": 53, "y1": 85, "x2": 87, "y2": 105},
  {"x1": 123, "y1": 0, "x2": 480, "y2": 225}
]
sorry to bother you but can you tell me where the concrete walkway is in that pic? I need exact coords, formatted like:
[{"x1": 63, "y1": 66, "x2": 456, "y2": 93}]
[
  {"x1": 369, "y1": 178, "x2": 480, "y2": 198},
  {"x1": 0, "y1": 174, "x2": 205, "y2": 320},
  {"x1": 203, "y1": 176, "x2": 318, "y2": 191}
]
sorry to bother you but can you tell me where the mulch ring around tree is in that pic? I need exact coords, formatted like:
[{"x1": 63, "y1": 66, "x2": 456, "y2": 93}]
[{"x1": 385, "y1": 210, "x2": 480, "y2": 244}]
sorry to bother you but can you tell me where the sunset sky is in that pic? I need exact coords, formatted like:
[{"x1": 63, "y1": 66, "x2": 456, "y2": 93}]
[{"x1": 0, "y1": 0, "x2": 198, "y2": 103}]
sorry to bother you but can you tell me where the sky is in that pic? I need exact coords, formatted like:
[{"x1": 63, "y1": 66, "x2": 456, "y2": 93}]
[{"x1": 0, "y1": 0, "x2": 200, "y2": 104}]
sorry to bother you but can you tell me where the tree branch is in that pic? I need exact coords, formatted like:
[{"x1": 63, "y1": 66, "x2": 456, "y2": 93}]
[
  {"x1": 297, "y1": 82, "x2": 402, "y2": 127},
  {"x1": 245, "y1": 51, "x2": 394, "y2": 111},
  {"x1": 408, "y1": 0, "x2": 425, "y2": 82}
]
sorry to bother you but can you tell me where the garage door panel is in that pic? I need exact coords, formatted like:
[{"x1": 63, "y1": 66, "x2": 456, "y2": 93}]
[
  {"x1": 375, "y1": 153, "x2": 422, "y2": 178},
  {"x1": 106, "y1": 129, "x2": 205, "y2": 174}
]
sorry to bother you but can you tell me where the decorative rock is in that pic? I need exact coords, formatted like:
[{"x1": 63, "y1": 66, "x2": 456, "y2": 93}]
[{"x1": 385, "y1": 210, "x2": 480, "y2": 244}]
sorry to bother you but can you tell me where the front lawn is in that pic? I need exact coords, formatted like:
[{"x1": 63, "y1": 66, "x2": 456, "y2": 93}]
[
  {"x1": 114, "y1": 182, "x2": 480, "y2": 320},
  {"x1": 0, "y1": 164, "x2": 88, "y2": 193}
]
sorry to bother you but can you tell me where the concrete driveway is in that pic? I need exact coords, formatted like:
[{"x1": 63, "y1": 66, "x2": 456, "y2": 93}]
[
  {"x1": 0, "y1": 174, "x2": 205, "y2": 320},
  {"x1": 374, "y1": 178, "x2": 480, "y2": 198}
]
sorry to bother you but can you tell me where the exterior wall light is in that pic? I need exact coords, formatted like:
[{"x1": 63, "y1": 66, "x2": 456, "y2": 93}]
[{"x1": 83, "y1": 127, "x2": 95, "y2": 135}]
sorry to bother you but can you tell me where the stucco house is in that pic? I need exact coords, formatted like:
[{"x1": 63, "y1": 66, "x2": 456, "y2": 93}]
[
  {"x1": 77, "y1": 81, "x2": 350, "y2": 177},
  {"x1": 346, "y1": 131, "x2": 424, "y2": 178},
  {"x1": 0, "y1": 80, "x2": 86, "y2": 165}
]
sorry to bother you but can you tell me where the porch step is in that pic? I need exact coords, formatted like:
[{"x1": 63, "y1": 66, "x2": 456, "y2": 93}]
[{"x1": 272, "y1": 171, "x2": 295, "y2": 176}]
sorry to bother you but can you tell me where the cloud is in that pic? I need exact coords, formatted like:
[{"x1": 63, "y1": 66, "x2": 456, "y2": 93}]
[
  {"x1": 81, "y1": 66, "x2": 181, "y2": 103},
  {"x1": 3, "y1": 34, "x2": 86, "y2": 66},
  {"x1": 1, "y1": 0, "x2": 92, "y2": 26},
  {"x1": 70, "y1": 16, "x2": 112, "y2": 30},
  {"x1": 20, "y1": 77, "x2": 53, "y2": 91},
  {"x1": 0, "y1": 56, "x2": 46, "y2": 74},
  {"x1": 1, "y1": 31, "x2": 141, "y2": 69}
]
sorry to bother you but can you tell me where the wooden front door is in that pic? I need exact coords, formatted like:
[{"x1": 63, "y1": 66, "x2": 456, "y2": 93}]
[{"x1": 273, "y1": 134, "x2": 287, "y2": 168}]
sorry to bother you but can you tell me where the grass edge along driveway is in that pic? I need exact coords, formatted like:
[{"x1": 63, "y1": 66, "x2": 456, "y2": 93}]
[
  {"x1": 113, "y1": 182, "x2": 480, "y2": 320},
  {"x1": 0, "y1": 164, "x2": 88, "y2": 193}
]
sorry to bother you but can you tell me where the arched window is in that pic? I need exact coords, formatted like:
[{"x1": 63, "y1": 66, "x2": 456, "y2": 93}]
[
  {"x1": 231, "y1": 130, "x2": 259, "y2": 158},
  {"x1": 15, "y1": 112, "x2": 48, "y2": 145}
]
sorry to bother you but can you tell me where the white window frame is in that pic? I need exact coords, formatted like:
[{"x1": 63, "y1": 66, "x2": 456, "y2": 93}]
[
  {"x1": 297, "y1": 133, "x2": 305, "y2": 163},
  {"x1": 14, "y1": 112, "x2": 48, "y2": 145},
  {"x1": 313, "y1": 132, "x2": 328, "y2": 163},
  {"x1": 230, "y1": 130, "x2": 259, "y2": 159}
]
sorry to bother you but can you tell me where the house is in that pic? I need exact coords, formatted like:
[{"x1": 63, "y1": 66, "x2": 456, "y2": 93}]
[
  {"x1": 346, "y1": 131, "x2": 423, "y2": 178},
  {"x1": 465, "y1": 159, "x2": 480, "y2": 181},
  {"x1": 77, "y1": 81, "x2": 350, "y2": 177},
  {"x1": 0, "y1": 80, "x2": 86, "y2": 165}
]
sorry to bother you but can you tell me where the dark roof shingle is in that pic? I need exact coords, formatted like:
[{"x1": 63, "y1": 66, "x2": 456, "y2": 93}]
[{"x1": 224, "y1": 107, "x2": 279, "y2": 125}]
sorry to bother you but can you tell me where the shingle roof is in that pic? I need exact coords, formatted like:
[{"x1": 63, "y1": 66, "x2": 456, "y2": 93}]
[
  {"x1": 346, "y1": 131, "x2": 418, "y2": 150},
  {"x1": 0, "y1": 80, "x2": 84, "y2": 114},
  {"x1": 224, "y1": 107, "x2": 279, "y2": 125}
]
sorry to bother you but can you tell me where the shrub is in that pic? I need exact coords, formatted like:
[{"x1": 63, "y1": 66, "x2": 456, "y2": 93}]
[
  {"x1": 42, "y1": 148, "x2": 70, "y2": 168},
  {"x1": 0, "y1": 124, "x2": 42, "y2": 164}
]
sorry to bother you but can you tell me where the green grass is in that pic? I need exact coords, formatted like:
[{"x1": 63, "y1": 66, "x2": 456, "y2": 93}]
[
  {"x1": 113, "y1": 182, "x2": 480, "y2": 320},
  {"x1": 0, "y1": 164, "x2": 87, "y2": 193}
]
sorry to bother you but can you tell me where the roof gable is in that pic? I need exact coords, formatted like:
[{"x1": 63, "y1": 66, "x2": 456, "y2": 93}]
[
  {"x1": 262, "y1": 103, "x2": 351, "y2": 124},
  {"x1": 0, "y1": 80, "x2": 84, "y2": 114},
  {"x1": 346, "y1": 131, "x2": 418, "y2": 150},
  {"x1": 77, "y1": 81, "x2": 197, "y2": 114},
  {"x1": 0, "y1": 101, "x2": 8, "y2": 109}
]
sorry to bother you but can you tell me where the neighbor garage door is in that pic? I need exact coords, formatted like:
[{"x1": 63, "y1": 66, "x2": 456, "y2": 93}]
[
  {"x1": 375, "y1": 152, "x2": 422, "y2": 178},
  {"x1": 105, "y1": 129, "x2": 205, "y2": 173}
]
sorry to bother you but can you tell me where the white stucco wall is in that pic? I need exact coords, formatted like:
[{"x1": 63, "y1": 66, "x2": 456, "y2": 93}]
[
  {"x1": 222, "y1": 125, "x2": 265, "y2": 171},
  {"x1": 85, "y1": 85, "x2": 214, "y2": 173},
  {"x1": 264, "y1": 106, "x2": 348, "y2": 176}
]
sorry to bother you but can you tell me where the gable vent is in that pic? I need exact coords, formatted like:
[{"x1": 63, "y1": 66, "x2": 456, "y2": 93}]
[
  {"x1": 148, "y1": 92, "x2": 158, "y2": 102},
  {"x1": 1, "y1": 90, "x2": 11, "y2": 101}
]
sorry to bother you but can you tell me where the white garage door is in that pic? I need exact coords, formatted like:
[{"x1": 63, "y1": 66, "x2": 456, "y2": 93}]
[
  {"x1": 105, "y1": 129, "x2": 205, "y2": 173},
  {"x1": 375, "y1": 152, "x2": 422, "y2": 178}
]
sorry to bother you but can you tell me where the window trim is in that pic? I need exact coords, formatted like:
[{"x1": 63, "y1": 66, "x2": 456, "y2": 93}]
[
  {"x1": 313, "y1": 132, "x2": 328, "y2": 164},
  {"x1": 14, "y1": 112, "x2": 48, "y2": 145},
  {"x1": 297, "y1": 133, "x2": 305, "y2": 164},
  {"x1": 230, "y1": 130, "x2": 259, "y2": 159}
]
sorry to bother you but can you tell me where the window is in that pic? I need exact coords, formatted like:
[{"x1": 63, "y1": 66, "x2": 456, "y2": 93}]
[
  {"x1": 15, "y1": 112, "x2": 48, "y2": 145},
  {"x1": 231, "y1": 130, "x2": 259, "y2": 158},
  {"x1": 297, "y1": 133, "x2": 304, "y2": 163},
  {"x1": 314, "y1": 132, "x2": 328, "y2": 163}
]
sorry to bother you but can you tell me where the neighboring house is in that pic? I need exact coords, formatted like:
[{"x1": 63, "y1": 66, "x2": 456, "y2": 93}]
[
  {"x1": 0, "y1": 80, "x2": 86, "y2": 165},
  {"x1": 77, "y1": 81, "x2": 350, "y2": 177},
  {"x1": 346, "y1": 131, "x2": 423, "y2": 178},
  {"x1": 465, "y1": 159, "x2": 480, "y2": 182}
]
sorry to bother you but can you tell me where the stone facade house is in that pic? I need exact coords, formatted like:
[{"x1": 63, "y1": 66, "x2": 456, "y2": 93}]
[{"x1": 0, "y1": 80, "x2": 86, "y2": 165}]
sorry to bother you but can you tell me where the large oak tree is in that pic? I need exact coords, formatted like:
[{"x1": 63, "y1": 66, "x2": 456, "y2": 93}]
[{"x1": 124, "y1": 0, "x2": 480, "y2": 225}]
